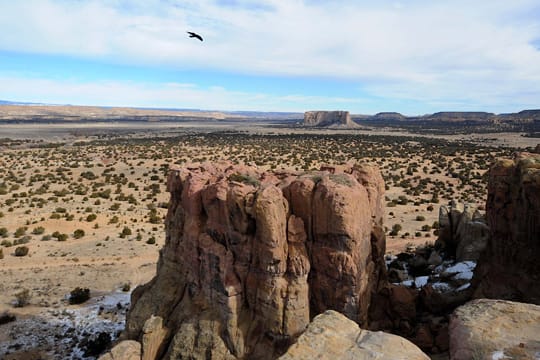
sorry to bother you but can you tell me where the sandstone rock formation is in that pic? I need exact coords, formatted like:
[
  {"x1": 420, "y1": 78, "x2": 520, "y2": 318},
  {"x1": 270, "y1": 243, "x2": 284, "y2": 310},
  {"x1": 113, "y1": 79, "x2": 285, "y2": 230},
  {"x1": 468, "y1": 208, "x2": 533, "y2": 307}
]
[
  {"x1": 436, "y1": 201, "x2": 489, "y2": 261},
  {"x1": 125, "y1": 161, "x2": 386, "y2": 359},
  {"x1": 472, "y1": 152, "x2": 540, "y2": 304},
  {"x1": 449, "y1": 299, "x2": 540, "y2": 360},
  {"x1": 98, "y1": 340, "x2": 141, "y2": 360},
  {"x1": 303, "y1": 111, "x2": 355, "y2": 127},
  {"x1": 279, "y1": 310, "x2": 429, "y2": 360}
]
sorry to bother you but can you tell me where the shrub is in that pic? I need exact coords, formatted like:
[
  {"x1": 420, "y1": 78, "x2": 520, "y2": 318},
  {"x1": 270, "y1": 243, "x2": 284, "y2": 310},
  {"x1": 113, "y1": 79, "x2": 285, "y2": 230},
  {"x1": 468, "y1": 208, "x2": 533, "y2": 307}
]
[
  {"x1": 14, "y1": 226, "x2": 28, "y2": 238},
  {"x1": 73, "y1": 229, "x2": 85, "y2": 239},
  {"x1": 146, "y1": 236, "x2": 156, "y2": 245},
  {"x1": 0, "y1": 311, "x2": 16, "y2": 324},
  {"x1": 119, "y1": 227, "x2": 132, "y2": 238},
  {"x1": 0, "y1": 248, "x2": 3, "y2": 259},
  {"x1": 86, "y1": 214, "x2": 97, "y2": 222},
  {"x1": 69, "y1": 287, "x2": 90, "y2": 305},
  {"x1": 415, "y1": 215, "x2": 426, "y2": 221},
  {"x1": 0, "y1": 227, "x2": 8, "y2": 237},
  {"x1": 1, "y1": 239, "x2": 13, "y2": 247},
  {"x1": 15, "y1": 246, "x2": 29, "y2": 257},
  {"x1": 14, "y1": 289, "x2": 31, "y2": 307},
  {"x1": 421, "y1": 224, "x2": 431, "y2": 231},
  {"x1": 32, "y1": 226, "x2": 45, "y2": 235}
]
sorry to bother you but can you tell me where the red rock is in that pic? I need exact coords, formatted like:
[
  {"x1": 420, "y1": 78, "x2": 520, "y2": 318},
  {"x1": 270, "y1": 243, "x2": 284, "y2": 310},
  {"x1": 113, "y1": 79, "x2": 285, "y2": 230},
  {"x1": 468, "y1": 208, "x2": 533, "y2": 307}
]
[{"x1": 126, "y1": 162, "x2": 387, "y2": 359}]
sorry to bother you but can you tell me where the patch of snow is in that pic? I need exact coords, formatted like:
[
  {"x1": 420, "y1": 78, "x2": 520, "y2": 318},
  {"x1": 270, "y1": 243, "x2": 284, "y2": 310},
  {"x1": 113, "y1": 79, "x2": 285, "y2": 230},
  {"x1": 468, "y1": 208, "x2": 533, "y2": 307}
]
[
  {"x1": 456, "y1": 283, "x2": 471, "y2": 291},
  {"x1": 431, "y1": 282, "x2": 452, "y2": 292},
  {"x1": 453, "y1": 270, "x2": 474, "y2": 281},
  {"x1": 0, "y1": 290, "x2": 131, "y2": 360},
  {"x1": 414, "y1": 276, "x2": 429, "y2": 288},
  {"x1": 445, "y1": 261, "x2": 476, "y2": 274},
  {"x1": 401, "y1": 280, "x2": 414, "y2": 287},
  {"x1": 491, "y1": 350, "x2": 508, "y2": 359}
]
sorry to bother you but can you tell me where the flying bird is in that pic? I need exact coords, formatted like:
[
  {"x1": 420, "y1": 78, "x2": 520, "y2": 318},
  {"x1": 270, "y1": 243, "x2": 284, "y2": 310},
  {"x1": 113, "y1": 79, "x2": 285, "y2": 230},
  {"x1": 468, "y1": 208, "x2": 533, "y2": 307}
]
[{"x1": 187, "y1": 31, "x2": 203, "y2": 41}]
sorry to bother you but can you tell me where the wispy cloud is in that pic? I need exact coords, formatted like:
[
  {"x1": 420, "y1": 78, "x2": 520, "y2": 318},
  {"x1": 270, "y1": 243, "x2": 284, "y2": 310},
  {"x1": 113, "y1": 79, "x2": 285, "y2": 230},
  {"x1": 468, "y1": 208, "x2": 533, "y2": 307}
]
[{"x1": 0, "y1": 0, "x2": 539, "y2": 112}]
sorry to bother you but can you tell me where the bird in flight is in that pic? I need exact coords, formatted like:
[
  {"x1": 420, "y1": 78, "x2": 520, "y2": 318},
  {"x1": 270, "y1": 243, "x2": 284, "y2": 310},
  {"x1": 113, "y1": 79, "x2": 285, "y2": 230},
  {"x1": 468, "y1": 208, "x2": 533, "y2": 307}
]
[{"x1": 187, "y1": 31, "x2": 203, "y2": 41}]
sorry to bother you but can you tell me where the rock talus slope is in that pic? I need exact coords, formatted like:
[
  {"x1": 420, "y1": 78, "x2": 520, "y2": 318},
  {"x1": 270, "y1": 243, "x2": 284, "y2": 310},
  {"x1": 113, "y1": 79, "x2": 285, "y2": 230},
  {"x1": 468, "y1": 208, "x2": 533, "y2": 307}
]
[
  {"x1": 472, "y1": 152, "x2": 540, "y2": 304},
  {"x1": 125, "y1": 162, "x2": 387, "y2": 359}
]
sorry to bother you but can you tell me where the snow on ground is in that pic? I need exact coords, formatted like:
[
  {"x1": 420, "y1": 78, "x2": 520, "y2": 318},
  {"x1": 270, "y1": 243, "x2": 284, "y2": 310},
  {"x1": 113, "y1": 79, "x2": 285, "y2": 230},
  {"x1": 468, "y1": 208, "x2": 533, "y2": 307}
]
[{"x1": 0, "y1": 291, "x2": 130, "y2": 360}]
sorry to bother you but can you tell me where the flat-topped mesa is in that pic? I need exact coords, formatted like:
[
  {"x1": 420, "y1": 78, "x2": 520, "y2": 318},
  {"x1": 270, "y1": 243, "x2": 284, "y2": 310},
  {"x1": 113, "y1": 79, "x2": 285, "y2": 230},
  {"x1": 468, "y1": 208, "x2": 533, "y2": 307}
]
[
  {"x1": 472, "y1": 152, "x2": 540, "y2": 304},
  {"x1": 125, "y1": 161, "x2": 386, "y2": 359},
  {"x1": 303, "y1": 110, "x2": 355, "y2": 127}
]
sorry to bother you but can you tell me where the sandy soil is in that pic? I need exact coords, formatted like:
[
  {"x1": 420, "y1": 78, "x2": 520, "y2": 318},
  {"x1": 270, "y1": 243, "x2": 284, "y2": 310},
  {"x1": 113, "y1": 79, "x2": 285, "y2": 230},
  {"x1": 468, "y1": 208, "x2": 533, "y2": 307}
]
[{"x1": 0, "y1": 122, "x2": 530, "y2": 358}]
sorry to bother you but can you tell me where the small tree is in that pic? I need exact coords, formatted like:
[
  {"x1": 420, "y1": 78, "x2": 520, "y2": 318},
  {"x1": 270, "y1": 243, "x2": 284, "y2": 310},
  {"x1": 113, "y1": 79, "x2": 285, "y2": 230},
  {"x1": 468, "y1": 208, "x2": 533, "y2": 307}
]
[{"x1": 15, "y1": 246, "x2": 29, "y2": 257}]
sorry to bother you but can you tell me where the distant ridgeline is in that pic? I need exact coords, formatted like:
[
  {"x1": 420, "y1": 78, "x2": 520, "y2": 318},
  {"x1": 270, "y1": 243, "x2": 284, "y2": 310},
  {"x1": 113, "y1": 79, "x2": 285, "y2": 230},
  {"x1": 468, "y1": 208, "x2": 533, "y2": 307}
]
[{"x1": 352, "y1": 110, "x2": 540, "y2": 135}]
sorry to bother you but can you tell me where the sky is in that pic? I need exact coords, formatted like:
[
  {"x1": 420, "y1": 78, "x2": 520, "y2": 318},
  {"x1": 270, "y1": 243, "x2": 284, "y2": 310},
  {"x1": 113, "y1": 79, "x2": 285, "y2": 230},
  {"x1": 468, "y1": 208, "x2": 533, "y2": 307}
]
[{"x1": 1, "y1": 0, "x2": 540, "y2": 115}]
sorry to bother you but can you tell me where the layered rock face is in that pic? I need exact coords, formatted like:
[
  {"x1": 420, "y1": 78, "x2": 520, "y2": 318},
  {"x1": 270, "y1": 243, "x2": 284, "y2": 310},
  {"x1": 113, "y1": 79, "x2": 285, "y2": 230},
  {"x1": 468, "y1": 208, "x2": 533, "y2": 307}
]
[
  {"x1": 303, "y1": 111, "x2": 354, "y2": 127},
  {"x1": 473, "y1": 152, "x2": 540, "y2": 304},
  {"x1": 279, "y1": 310, "x2": 429, "y2": 360},
  {"x1": 125, "y1": 162, "x2": 386, "y2": 359},
  {"x1": 436, "y1": 201, "x2": 489, "y2": 261},
  {"x1": 449, "y1": 299, "x2": 540, "y2": 360}
]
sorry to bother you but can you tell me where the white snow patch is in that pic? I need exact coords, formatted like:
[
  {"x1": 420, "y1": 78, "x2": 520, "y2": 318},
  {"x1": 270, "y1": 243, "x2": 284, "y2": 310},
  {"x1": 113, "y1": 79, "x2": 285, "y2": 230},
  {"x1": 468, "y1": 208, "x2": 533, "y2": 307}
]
[
  {"x1": 432, "y1": 282, "x2": 452, "y2": 292},
  {"x1": 445, "y1": 261, "x2": 476, "y2": 274},
  {"x1": 414, "y1": 276, "x2": 429, "y2": 288},
  {"x1": 492, "y1": 350, "x2": 508, "y2": 359},
  {"x1": 453, "y1": 270, "x2": 474, "y2": 281},
  {"x1": 401, "y1": 280, "x2": 414, "y2": 287},
  {"x1": 456, "y1": 283, "x2": 471, "y2": 291}
]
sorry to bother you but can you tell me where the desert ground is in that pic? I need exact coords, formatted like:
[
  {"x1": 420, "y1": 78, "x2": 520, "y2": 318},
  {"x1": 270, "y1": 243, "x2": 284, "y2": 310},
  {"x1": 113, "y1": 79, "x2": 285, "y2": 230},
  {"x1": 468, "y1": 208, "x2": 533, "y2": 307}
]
[{"x1": 0, "y1": 121, "x2": 537, "y2": 359}]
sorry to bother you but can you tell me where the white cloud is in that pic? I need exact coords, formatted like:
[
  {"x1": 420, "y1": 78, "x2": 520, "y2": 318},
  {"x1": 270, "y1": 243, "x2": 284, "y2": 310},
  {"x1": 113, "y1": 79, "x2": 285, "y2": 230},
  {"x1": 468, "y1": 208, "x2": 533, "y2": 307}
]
[
  {"x1": 1, "y1": 0, "x2": 540, "y2": 111},
  {"x1": 0, "y1": 76, "x2": 365, "y2": 112}
]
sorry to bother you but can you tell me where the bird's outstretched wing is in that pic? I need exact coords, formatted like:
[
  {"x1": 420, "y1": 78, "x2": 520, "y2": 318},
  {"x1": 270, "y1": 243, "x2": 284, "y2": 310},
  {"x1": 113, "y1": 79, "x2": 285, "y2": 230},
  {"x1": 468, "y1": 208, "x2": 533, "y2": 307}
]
[{"x1": 187, "y1": 31, "x2": 203, "y2": 41}]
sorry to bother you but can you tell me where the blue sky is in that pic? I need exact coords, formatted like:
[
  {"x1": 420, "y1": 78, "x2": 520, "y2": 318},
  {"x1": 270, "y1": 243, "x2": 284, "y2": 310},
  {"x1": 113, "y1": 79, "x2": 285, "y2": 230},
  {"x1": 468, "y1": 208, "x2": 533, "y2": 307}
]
[{"x1": 1, "y1": 0, "x2": 540, "y2": 115}]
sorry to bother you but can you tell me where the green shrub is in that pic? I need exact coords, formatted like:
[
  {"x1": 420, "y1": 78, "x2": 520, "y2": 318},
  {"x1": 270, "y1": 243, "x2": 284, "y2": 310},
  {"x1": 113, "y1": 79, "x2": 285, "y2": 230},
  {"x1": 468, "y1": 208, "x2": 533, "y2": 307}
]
[
  {"x1": 69, "y1": 287, "x2": 90, "y2": 305},
  {"x1": 73, "y1": 229, "x2": 85, "y2": 239},
  {"x1": 1, "y1": 239, "x2": 13, "y2": 247},
  {"x1": 86, "y1": 214, "x2": 97, "y2": 222},
  {"x1": 32, "y1": 226, "x2": 45, "y2": 235},
  {"x1": 0, "y1": 227, "x2": 8, "y2": 237},
  {"x1": 415, "y1": 215, "x2": 426, "y2": 221},
  {"x1": 15, "y1": 246, "x2": 29, "y2": 256},
  {"x1": 14, "y1": 226, "x2": 28, "y2": 238},
  {"x1": 146, "y1": 236, "x2": 156, "y2": 245}
]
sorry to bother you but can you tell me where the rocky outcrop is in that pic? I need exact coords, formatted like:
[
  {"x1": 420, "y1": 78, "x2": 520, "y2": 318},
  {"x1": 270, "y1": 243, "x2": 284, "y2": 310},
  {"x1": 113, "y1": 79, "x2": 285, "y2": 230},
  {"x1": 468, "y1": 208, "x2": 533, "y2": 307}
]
[
  {"x1": 303, "y1": 111, "x2": 355, "y2": 127},
  {"x1": 472, "y1": 152, "x2": 540, "y2": 304},
  {"x1": 436, "y1": 201, "x2": 489, "y2": 261},
  {"x1": 279, "y1": 310, "x2": 429, "y2": 360},
  {"x1": 449, "y1": 299, "x2": 540, "y2": 360},
  {"x1": 125, "y1": 161, "x2": 386, "y2": 359},
  {"x1": 98, "y1": 340, "x2": 141, "y2": 360}
]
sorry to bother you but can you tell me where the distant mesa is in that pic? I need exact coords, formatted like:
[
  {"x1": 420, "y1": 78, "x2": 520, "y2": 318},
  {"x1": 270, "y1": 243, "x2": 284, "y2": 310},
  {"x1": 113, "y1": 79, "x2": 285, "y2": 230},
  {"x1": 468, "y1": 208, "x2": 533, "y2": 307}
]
[{"x1": 303, "y1": 110, "x2": 357, "y2": 127}]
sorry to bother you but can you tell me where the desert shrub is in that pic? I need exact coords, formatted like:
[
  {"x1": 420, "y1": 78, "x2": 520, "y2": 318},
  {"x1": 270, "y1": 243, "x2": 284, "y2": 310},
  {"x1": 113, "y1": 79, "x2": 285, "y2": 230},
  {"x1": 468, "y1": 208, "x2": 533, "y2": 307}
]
[
  {"x1": 432, "y1": 221, "x2": 440, "y2": 229},
  {"x1": 146, "y1": 236, "x2": 156, "y2": 245},
  {"x1": 415, "y1": 232, "x2": 422, "y2": 237},
  {"x1": 41, "y1": 235, "x2": 52, "y2": 241},
  {"x1": 69, "y1": 287, "x2": 90, "y2": 305},
  {"x1": 0, "y1": 311, "x2": 16, "y2": 324},
  {"x1": 109, "y1": 215, "x2": 119, "y2": 224},
  {"x1": 86, "y1": 213, "x2": 97, "y2": 222},
  {"x1": 32, "y1": 226, "x2": 45, "y2": 235},
  {"x1": 0, "y1": 227, "x2": 8, "y2": 237},
  {"x1": 73, "y1": 229, "x2": 85, "y2": 239},
  {"x1": 415, "y1": 215, "x2": 426, "y2": 221},
  {"x1": 14, "y1": 289, "x2": 31, "y2": 307},
  {"x1": 0, "y1": 248, "x2": 3, "y2": 259},
  {"x1": 1, "y1": 239, "x2": 13, "y2": 247},
  {"x1": 14, "y1": 236, "x2": 30, "y2": 245},
  {"x1": 14, "y1": 226, "x2": 28, "y2": 238},
  {"x1": 421, "y1": 224, "x2": 431, "y2": 231},
  {"x1": 15, "y1": 246, "x2": 29, "y2": 256},
  {"x1": 119, "y1": 227, "x2": 132, "y2": 238},
  {"x1": 52, "y1": 231, "x2": 68, "y2": 241},
  {"x1": 228, "y1": 173, "x2": 260, "y2": 187},
  {"x1": 121, "y1": 283, "x2": 131, "y2": 292}
]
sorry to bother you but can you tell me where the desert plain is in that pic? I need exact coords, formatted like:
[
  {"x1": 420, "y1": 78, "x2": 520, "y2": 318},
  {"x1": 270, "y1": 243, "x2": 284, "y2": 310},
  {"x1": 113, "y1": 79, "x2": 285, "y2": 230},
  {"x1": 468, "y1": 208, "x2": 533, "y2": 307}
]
[{"x1": 0, "y1": 120, "x2": 537, "y2": 359}]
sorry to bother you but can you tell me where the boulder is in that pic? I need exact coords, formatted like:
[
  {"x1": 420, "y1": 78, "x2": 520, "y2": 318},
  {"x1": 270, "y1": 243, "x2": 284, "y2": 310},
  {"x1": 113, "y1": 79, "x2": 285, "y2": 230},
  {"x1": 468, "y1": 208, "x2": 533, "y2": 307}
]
[
  {"x1": 472, "y1": 152, "x2": 540, "y2": 303},
  {"x1": 98, "y1": 340, "x2": 142, "y2": 360},
  {"x1": 279, "y1": 310, "x2": 430, "y2": 360},
  {"x1": 125, "y1": 162, "x2": 386, "y2": 359},
  {"x1": 436, "y1": 201, "x2": 488, "y2": 261},
  {"x1": 449, "y1": 299, "x2": 540, "y2": 360}
]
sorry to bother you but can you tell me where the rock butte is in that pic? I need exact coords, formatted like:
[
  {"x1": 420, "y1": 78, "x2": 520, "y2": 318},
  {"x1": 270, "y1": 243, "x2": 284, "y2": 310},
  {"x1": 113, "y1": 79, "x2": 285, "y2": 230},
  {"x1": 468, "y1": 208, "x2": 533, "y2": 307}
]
[
  {"x1": 124, "y1": 161, "x2": 387, "y2": 359},
  {"x1": 303, "y1": 111, "x2": 356, "y2": 127}
]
